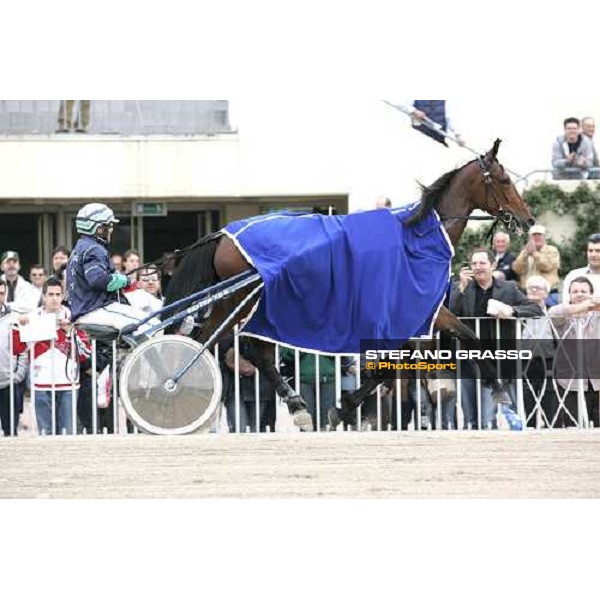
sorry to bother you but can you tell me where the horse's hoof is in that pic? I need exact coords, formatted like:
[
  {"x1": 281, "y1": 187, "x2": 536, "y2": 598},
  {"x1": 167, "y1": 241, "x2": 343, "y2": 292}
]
[
  {"x1": 328, "y1": 407, "x2": 342, "y2": 430},
  {"x1": 286, "y1": 395, "x2": 307, "y2": 414},
  {"x1": 293, "y1": 409, "x2": 314, "y2": 432}
]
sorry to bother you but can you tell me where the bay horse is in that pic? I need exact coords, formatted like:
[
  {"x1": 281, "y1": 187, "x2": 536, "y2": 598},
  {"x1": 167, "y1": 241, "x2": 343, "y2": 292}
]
[{"x1": 164, "y1": 139, "x2": 535, "y2": 431}]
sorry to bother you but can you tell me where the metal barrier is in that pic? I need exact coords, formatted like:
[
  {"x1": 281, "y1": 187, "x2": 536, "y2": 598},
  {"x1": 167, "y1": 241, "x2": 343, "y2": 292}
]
[
  {"x1": 1, "y1": 315, "x2": 598, "y2": 436},
  {"x1": 515, "y1": 168, "x2": 600, "y2": 188}
]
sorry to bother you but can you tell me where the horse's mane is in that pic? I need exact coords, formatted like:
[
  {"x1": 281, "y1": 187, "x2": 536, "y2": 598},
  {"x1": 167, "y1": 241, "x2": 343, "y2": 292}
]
[
  {"x1": 405, "y1": 162, "x2": 474, "y2": 226},
  {"x1": 163, "y1": 234, "x2": 221, "y2": 318}
]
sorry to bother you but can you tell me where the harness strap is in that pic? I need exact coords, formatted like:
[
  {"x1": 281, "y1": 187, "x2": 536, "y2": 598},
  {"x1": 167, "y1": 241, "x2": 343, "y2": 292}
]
[{"x1": 126, "y1": 231, "x2": 224, "y2": 278}]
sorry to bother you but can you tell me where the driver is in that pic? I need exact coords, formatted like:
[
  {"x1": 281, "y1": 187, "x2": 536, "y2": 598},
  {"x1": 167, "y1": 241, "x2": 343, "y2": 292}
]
[{"x1": 66, "y1": 203, "x2": 156, "y2": 335}]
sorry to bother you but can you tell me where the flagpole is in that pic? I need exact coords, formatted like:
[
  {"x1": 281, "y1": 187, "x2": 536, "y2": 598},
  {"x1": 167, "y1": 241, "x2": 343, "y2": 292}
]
[{"x1": 381, "y1": 100, "x2": 523, "y2": 180}]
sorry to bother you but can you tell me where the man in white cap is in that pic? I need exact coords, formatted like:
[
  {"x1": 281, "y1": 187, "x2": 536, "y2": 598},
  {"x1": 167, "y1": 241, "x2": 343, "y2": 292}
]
[
  {"x1": 513, "y1": 225, "x2": 561, "y2": 307},
  {"x1": 0, "y1": 251, "x2": 40, "y2": 316}
]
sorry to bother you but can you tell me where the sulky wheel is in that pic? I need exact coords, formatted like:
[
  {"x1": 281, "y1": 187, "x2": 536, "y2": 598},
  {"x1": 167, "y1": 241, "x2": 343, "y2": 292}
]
[{"x1": 119, "y1": 335, "x2": 222, "y2": 435}]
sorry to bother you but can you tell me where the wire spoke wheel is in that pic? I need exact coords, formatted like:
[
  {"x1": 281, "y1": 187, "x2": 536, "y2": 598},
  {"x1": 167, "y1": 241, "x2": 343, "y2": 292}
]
[{"x1": 119, "y1": 335, "x2": 222, "y2": 435}]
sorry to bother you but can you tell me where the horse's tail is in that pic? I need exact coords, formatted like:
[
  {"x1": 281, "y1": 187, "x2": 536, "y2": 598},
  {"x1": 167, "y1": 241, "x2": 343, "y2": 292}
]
[{"x1": 162, "y1": 233, "x2": 222, "y2": 323}]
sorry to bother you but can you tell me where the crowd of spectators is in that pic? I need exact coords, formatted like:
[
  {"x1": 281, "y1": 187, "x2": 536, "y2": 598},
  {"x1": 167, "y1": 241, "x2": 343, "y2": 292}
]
[
  {"x1": 552, "y1": 116, "x2": 599, "y2": 180},
  {"x1": 0, "y1": 246, "x2": 167, "y2": 437},
  {"x1": 446, "y1": 231, "x2": 600, "y2": 429}
]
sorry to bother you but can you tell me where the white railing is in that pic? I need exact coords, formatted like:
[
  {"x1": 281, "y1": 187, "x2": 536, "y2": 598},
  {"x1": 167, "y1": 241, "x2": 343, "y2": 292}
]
[
  {"x1": 1, "y1": 315, "x2": 598, "y2": 436},
  {"x1": 515, "y1": 168, "x2": 600, "y2": 189}
]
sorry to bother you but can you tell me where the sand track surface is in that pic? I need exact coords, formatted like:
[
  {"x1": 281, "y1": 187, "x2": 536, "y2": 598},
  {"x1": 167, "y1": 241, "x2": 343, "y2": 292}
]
[{"x1": 1, "y1": 431, "x2": 599, "y2": 498}]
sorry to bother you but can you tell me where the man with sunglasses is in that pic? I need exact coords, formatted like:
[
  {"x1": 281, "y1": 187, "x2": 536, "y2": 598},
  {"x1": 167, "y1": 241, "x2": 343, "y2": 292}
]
[
  {"x1": 28, "y1": 264, "x2": 46, "y2": 305},
  {"x1": 562, "y1": 233, "x2": 600, "y2": 302},
  {"x1": 66, "y1": 203, "x2": 152, "y2": 334}
]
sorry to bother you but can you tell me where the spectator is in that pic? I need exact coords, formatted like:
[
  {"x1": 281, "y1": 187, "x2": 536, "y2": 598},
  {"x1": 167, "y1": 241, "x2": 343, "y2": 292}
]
[
  {"x1": 521, "y1": 276, "x2": 558, "y2": 427},
  {"x1": 551, "y1": 117, "x2": 594, "y2": 180},
  {"x1": 0, "y1": 280, "x2": 28, "y2": 436},
  {"x1": 375, "y1": 196, "x2": 392, "y2": 209},
  {"x1": 0, "y1": 250, "x2": 40, "y2": 315},
  {"x1": 111, "y1": 253, "x2": 123, "y2": 273},
  {"x1": 19, "y1": 278, "x2": 90, "y2": 435},
  {"x1": 281, "y1": 349, "x2": 337, "y2": 430},
  {"x1": 76, "y1": 341, "x2": 114, "y2": 435},
  {"x1": 450, "y1": 248, "x2": 543, "y2": 428},
  {"x1": 29, "y1": 264, "x2": 46, "y2": 294},
  {"x1": 562, "y1": 233, "x2": 600, "y2": 301},
  {"x1": 138, "y1": 265, "x2": 163, "y2": 300},
  {"x1": 57, "y1": 100, "x2": 91, "y2": 133},
  {"x1": 491, "y1": 232, "x2": 518, "y2": 282},
  {"x1": 51, "y1": 245, "x2": 70, "y2": 276},
  {"x1": 124, "y1": 265, "x2": 163, "y2": 315},
  {"x1": 219, "y1": 336, "x2": 276, "y2": 433},
  {"x1": 0, "y1": 251, "x2": 38, "y2": 426},
  {"x1": 406, "y1": 101, "x2": 466, "y2": 147},
  {"x1": 123, "y1": 249, "x2": 142, "y2": 286},
  {"x1": 513, "y1": 225, "x2": 561, "y2": 307},
  {"x1": 547, "y1": 276, "x2": 600, "y2": 427},
  {"x1": 581, "y1": 116, "x2": 599, "y2": 179}
]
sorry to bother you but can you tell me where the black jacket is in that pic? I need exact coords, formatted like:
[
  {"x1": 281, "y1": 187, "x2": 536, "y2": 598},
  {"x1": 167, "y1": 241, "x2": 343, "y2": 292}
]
[
  {"x1": 450, "y1": 278, "x2": 543, "y2": 338},
  {"x1": 494, "y1": 252, "x2": 518, "y2": 282},
  {"x1": 450, "y1": 279, "x2": 544, "y2": 379}
]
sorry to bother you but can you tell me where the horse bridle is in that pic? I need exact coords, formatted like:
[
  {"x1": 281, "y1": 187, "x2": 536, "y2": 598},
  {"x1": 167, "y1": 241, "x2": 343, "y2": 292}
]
[
  {"x1": 441, "y1": 156, "x2": 523, "y2": 239},
  {"x1": 476, "y1": 156, "x2": 523, "y2": 235}
]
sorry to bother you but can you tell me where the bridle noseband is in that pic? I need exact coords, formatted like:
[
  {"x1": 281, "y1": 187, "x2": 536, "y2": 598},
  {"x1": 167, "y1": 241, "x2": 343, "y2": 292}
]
[{"x1": 476, "y1": 155, "x2": 523, "y2": 235}]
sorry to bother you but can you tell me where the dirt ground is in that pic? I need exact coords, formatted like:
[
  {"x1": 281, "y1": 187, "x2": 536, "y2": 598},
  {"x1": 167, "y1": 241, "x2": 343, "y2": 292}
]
[{"x1": 1, "y1": 431, "x2": 600, "y2": 498}]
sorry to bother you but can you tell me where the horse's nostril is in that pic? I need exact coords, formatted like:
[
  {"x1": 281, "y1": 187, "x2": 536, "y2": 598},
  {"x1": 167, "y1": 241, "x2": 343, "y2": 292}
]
[{"x1": 527, "y1": 219, "x2": 536, "y2": 228}]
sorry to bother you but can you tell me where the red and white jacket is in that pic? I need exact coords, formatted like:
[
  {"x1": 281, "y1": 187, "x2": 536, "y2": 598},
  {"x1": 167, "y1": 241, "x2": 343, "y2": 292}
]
[{"x1": 17, "y1": 307, "x2": 91, "y2": 391}]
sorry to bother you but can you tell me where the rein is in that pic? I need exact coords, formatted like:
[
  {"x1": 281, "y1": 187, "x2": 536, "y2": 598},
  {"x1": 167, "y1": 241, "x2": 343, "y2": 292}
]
[{"x1": 125, "y1": 231, "x2": 224, "y2": 278}]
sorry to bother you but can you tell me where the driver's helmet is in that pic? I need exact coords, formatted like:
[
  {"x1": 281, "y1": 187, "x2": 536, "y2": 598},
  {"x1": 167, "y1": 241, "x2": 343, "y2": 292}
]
[{"x1": 76, "y1": 203, "x2": 120, "y2": 236}]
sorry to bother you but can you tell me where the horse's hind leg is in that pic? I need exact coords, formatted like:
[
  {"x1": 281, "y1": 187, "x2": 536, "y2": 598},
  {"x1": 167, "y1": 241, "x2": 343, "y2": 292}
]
[
  {"x1": 242, "y1": 339, "x2": 314, "y2": 432},
  {"x1": 435, "y1": 306, "x2": 511, "y2": 405},
  {"x1": 197, "y1": 291, "x2": 313, "y2": 432}
]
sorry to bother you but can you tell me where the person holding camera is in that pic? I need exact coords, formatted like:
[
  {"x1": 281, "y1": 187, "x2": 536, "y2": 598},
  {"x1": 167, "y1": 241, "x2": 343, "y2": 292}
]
[{"x1": 450, "y1": 248, "x2": 543, "y2": 429}]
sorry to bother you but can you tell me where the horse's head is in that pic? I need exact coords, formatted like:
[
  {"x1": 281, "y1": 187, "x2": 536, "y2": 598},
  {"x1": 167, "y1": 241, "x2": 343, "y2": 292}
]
[{"x1": 468, "y1": 139, "x2": 535, "y2": 234}]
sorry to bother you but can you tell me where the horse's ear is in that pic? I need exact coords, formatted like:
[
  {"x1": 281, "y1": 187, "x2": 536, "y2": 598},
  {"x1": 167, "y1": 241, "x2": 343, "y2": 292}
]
[{"x1": 491, "y1": 138, "x2": 502, "y2": 158}]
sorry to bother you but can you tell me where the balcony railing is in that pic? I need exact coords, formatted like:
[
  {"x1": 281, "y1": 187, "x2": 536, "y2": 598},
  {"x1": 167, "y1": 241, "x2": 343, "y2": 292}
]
[{"x1": 0, "y1": 100, "x2": 232, "y2": 135}]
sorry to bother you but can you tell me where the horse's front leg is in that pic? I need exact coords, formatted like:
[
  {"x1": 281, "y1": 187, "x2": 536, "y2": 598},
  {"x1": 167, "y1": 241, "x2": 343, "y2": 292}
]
[{"x1": 242, "y1": 338, "x2": 314, "y2": 432}]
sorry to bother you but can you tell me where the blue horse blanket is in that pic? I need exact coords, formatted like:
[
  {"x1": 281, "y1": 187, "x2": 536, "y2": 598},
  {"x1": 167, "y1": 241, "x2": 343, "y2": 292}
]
[{"x1": 223, "y1": 205, "x2": 454, "y2": 354}]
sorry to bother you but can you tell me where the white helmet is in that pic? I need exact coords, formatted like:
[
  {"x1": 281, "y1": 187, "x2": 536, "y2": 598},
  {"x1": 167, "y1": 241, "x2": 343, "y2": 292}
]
[{"x1": 76, "y1": 203, "x2": 120, "y2": 236}]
